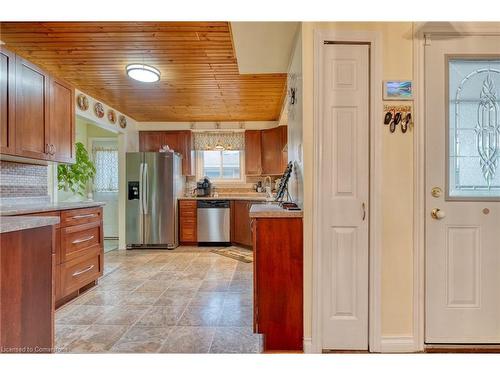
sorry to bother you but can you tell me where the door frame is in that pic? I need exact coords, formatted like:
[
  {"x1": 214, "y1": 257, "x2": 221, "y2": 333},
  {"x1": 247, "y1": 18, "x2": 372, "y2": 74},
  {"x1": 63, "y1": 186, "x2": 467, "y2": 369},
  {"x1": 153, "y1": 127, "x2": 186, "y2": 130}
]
[
  {"x1": 312, "y1": 30, "x2": 383, "y2": 353},
  {"x1": 413, "y1": 22, "x2": 500, "y2": 352}
]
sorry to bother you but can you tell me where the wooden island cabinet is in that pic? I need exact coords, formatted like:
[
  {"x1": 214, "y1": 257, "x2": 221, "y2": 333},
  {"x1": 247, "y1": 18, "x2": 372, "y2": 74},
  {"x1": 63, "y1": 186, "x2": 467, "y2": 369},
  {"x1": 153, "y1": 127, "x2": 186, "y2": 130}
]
[{"x1": 250, "y1": 206, "x2": 303, "y2": 352}]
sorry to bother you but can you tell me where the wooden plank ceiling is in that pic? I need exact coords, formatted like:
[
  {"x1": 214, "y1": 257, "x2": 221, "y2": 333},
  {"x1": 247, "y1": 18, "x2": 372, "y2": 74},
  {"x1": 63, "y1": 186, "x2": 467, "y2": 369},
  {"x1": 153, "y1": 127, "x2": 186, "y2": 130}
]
[{"x1": 0, "y1": 22, "x2": 287, "y2": 122}]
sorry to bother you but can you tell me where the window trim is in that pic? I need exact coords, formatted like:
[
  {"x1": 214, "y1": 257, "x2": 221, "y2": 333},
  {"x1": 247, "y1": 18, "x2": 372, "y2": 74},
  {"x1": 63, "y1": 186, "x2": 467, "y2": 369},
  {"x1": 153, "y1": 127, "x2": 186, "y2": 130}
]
[{"x1": 196, "y1": 150, "x2": 246, "y2": 184}]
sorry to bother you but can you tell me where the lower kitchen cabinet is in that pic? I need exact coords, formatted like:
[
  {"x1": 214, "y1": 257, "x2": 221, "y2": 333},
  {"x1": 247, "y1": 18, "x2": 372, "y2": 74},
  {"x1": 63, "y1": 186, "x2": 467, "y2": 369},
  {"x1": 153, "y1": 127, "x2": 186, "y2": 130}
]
[
  {"x1": 21, "y1": 206, "x2": 104, "y2": 307},
  {"x1": 231, "y1": 200, "x2": 262, "y2": 247},
  {"x1": 179, "y1": 199, "x2": 197, "y2": 244},
  {"x1": 252, "y1": 216, "x2": 303, "y2": 352},
  {"x1": 0, "y1": 225, "x2": 54, "y2": 353}
]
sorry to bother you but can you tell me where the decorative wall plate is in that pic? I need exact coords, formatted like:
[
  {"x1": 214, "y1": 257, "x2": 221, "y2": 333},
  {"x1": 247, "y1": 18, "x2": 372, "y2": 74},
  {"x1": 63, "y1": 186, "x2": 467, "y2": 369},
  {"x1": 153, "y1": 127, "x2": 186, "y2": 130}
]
[
  {"x1": 94, "y1": 102, "x2": 105, "y2": 118},
  {"x1": 107, "y1": 109, "x2": 116, "y2": 124},
  {"x1": 119, "y1": 115, "x2": 127, "y2": 129},
  {"x1": 76, "y1": 94, "x2": 89, "y2": 111}
]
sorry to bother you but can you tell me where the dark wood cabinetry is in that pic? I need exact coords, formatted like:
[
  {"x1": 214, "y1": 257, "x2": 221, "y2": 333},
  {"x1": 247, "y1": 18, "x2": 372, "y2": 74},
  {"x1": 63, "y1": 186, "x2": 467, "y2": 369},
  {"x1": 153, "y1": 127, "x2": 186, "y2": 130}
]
[
  {"x1": 179, "y1": 200, "x2": 197, "y2": 244},
  {"x1": 261, "y1": 125, "x2": 288, "y2": 175},
  {"x1": 49, "y1": 77, "x2": 75, "y2": 163},
  {"x1": 0, "y1": 47, "x2": 75, "y2": 163},
  {"x1": 139, "y1": 131, "x2": 194, "y2": 176},
  {"x1": 0, "y1": 225, "x2": 55, "y2": 353},
  {"x1": 245, "y1": 130, "x2": 262, "y2": 176},
  {"x1": 252, "y1": 216, "x2": 303, "y2": 352},
  {"x1": 15, "y1": 55, "x2": 51, "y2": 160},
  {"x1": 0, "y1": 47, "x2": 16, "y2": 155},
  {"x1": 231, "y1": 200, "x2": 261, "y2": 247},
  {"x1": 245, "y1": 126, "x2": 287, "y2": 176},
  {"x1": 21, "y1": 206, "x2": 103, "y2": 307}
]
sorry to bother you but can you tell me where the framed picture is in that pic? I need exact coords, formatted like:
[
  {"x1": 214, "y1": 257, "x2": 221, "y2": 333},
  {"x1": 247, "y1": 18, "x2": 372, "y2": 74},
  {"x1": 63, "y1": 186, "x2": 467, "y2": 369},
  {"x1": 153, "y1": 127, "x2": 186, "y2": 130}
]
[{"x1": 383, "y1": 80, "x2": 413, "y2": 100}]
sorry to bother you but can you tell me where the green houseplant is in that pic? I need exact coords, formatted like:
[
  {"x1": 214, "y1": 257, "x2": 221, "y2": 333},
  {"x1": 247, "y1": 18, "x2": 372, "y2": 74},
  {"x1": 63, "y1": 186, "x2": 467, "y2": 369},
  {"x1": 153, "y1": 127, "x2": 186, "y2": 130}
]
[{"x1": 58, "y1": 142, "x2": 96, "y2": 196}]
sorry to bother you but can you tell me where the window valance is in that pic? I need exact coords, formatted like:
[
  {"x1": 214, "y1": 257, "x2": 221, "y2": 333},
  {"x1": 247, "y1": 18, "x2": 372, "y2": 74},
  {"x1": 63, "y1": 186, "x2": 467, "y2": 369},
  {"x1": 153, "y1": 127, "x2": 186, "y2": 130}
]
[{"x1": 193, "y1": 132, "x2": 245, "y2": 151}]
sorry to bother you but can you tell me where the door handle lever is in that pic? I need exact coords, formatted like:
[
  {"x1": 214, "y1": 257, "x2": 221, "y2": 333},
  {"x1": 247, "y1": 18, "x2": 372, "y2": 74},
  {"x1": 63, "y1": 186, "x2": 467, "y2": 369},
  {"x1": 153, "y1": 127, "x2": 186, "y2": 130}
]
[{"x1": 362, "y1": 202, "x2": 366, "y2": 221}]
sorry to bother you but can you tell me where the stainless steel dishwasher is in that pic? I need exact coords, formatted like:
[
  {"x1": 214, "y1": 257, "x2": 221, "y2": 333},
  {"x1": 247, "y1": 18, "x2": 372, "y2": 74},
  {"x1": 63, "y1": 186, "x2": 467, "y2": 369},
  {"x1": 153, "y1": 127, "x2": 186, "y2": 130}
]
[{"x1": 197, "y1": 200, "x2": 231, "y2": 245}]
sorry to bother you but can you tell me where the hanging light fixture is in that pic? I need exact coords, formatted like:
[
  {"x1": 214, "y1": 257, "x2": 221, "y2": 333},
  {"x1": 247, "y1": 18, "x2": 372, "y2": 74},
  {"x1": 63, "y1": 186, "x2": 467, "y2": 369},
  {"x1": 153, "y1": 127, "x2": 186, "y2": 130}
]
[{"x1": 126, "y1": 64, "x2": 161, "y2": 83}]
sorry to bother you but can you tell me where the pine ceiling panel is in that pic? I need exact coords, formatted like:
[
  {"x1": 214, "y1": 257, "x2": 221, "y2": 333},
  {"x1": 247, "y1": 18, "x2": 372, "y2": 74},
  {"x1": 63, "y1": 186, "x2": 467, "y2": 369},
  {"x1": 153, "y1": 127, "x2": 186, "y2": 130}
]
[{"x1": 0, "y1": 21, "x2": 287, "y2": 121}]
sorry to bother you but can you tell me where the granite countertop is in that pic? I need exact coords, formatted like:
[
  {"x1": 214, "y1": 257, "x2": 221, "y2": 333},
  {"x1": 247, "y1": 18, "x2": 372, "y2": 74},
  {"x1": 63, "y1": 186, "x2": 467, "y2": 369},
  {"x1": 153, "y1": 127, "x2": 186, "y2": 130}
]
[
  {"x1": 0, "y1": 200, "x2": 106, "y2": 216},
  {"x1": 0, "y1": 216, "x2": 60, "y2": 234},
  {"x1": 179, "y1": 195, "x2": 272, "y2": 201},
  {"x1": 249, "y1": 203, "x2": 303, "y2": 218}
]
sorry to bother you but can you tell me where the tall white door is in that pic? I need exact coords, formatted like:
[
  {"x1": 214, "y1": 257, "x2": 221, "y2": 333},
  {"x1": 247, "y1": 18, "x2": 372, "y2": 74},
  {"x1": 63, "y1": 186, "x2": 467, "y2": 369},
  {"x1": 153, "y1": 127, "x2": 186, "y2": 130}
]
[
  {"x1": 425, "y1": 35, "x2": 500, "y2": 343},
  {"x1": 320, "y1": 44, "x2": 370, "y2": 350}
]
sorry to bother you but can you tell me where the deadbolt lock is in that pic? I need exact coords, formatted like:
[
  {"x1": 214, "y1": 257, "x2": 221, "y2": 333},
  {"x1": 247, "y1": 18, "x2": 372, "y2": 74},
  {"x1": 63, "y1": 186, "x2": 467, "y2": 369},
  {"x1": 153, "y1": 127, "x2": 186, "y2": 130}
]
[{"x1": 431, "y1": 187, "x2": 442, "y2": 198}]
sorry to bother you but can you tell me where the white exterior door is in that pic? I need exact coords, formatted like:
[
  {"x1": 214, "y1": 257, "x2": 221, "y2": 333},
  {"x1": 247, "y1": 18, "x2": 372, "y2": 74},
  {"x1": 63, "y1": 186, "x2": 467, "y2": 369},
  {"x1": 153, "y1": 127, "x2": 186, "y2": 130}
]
[
  {"x1": 319, "y1": 44, "x2": 370, "y2": 350},
  {"x1": 425, "y1": 35, "x2": 500, "y2": 343}
]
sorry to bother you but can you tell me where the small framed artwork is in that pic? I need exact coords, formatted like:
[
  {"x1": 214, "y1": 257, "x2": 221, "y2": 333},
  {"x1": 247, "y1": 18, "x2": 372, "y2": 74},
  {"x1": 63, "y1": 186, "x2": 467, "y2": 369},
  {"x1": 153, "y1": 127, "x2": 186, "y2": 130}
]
[{"x1": 383, "y1": 80, "x2": 413, "y2": 100}]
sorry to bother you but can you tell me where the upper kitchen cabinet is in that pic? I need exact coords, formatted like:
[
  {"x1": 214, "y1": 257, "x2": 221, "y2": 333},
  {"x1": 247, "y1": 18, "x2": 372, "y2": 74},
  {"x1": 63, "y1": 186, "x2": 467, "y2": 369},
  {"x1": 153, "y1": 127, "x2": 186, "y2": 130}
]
[
  {"x1": 139, "y1": 131, "x2": 194, "y2": 176},
  {"x1": 0, "y1": 48, "x2": 75, "y2": 163},
  {"x1": 0, "y1": 47, "x2": 16, "y2": 155},
  {"x1": 14, "y1": 55, "x2": 51, "y2": 160},
  {"x1": 245, "y1": 130, "x2": 262, "y2": 176},
  {"x1": 49, "y1": 77, "x2": 75, "y2": 163},
  {"x1": 261, "y1": 125, "x2": 288, "y2": 175}
]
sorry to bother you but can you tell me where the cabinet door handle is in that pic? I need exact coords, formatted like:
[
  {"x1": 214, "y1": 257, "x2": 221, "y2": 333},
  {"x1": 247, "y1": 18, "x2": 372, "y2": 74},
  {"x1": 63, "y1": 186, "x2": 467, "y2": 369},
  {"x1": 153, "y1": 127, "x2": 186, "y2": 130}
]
[
  {"x1": 51, "y1": 144, "x2": 56, "y2": 155},
  {"x1": 72, "y1": 264, "x2": 95, "y2": 277},
  {"x1": 72, "y1": 235, "x2": 95, "y2": 244},
  {"x1": 45, "y1": 143, "x2": 50, "y2": 154},
  {"x1": 72, "y1": 214, "x2": 96, "y2": 219}
]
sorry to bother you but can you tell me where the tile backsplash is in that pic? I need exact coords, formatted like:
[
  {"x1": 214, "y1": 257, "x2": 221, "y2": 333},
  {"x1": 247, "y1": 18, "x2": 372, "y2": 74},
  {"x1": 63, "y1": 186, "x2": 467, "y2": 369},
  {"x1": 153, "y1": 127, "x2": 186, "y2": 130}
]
[{"x1": 0, "y1": 161, "x2": 49, "y2": 201}]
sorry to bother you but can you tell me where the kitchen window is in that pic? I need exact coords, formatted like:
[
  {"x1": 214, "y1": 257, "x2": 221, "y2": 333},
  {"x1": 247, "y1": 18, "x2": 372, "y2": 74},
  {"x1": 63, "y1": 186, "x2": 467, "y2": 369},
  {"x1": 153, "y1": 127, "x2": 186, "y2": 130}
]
[{"x1": 198, "y1": 150, "x2": 243, "y2": 181}]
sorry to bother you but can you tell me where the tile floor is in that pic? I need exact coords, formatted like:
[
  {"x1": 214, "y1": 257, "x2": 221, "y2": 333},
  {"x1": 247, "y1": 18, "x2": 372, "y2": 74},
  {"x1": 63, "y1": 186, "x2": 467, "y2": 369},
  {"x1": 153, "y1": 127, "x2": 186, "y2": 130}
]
[{"x1": 55, "y1": 246, "x2": 262, "y2": 353}]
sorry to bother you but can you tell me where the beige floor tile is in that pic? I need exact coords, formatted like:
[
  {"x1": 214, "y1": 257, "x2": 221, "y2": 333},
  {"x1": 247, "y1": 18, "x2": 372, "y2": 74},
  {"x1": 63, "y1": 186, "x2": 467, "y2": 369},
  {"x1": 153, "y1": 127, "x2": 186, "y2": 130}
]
[
  {"x1": 110, "y1": 326, "x2": 172, "y2": 353},
  {"x1": 159, "y1": 326, "x2": 216, "y2": 353},
  {"x1": 228, "y1": 279, "x2": 253, "y2": 293},
  {"x1": 177, "y1": 305, "x2": 223, "y2": 327},
  {"x1": 189, "y1": 292, "x2": 226, "y2": 308},
  {"x1": 93, "y1": 305, "x2": 149, "y2": 325},
  {"x1": 79, "y1": 290, "x2": 131, "y2": 306},
  {"x1": 198, "y1": 279, "x2": 231, "y2": 292},
  {"x1": 218, "y1": 304, "x2": 253, "y2": 327},
  {"x1": 63, "y1": 325, "x2": 128, "y2": 353},
  {"x1": 55, "y1": 324, "x2": 91, "y2": 351},
  {"x1": 154, "y1": 290, "x2": 194, "y2": 307},
  {"x1": 56, "y1": 305, "x2": 114, "y2": 325},
  {"x1": 134, "y1": 279, "x2": 172, "y2": 292},
  {"x1": 117, "y1": 291, "x2": 164, "y2": 306},
  {"x1": 223, "y1": 292, "x2": 253, "y2": 307},
  {"x1": 134, "y1": 305, "x2": 187, "y2": 327},
  {"x1": 209, "y1": 326, "x2": 261, "y2": 354},
  {"x1": 98, "y1": 279, "x2": 145, "y2": 291}
]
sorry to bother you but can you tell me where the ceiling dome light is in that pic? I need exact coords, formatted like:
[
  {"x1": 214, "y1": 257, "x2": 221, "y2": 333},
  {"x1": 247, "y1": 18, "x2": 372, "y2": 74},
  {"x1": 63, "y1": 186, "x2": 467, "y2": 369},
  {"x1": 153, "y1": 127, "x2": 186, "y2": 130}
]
[{"x1": 126, "y1": 64, "x2": 160, "y2": 83}]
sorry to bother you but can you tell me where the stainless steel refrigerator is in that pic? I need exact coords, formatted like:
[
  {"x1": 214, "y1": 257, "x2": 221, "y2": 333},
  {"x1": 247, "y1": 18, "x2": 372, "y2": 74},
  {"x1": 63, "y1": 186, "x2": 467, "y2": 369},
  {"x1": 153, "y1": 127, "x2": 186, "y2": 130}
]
[{"x1": 126, "y1": 152, "x2": 184, "y2": 249}]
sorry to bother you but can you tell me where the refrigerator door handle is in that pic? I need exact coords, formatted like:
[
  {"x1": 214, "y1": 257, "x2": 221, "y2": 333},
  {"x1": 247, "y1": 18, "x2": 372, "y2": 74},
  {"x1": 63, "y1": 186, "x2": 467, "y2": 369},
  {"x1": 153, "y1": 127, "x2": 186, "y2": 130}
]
[
  {"x1": 139, "y1": 162, "x2": 145, "y2": 214},
  {"x1": 143, "y1": 164, "x2": 149, "y2": 215}
]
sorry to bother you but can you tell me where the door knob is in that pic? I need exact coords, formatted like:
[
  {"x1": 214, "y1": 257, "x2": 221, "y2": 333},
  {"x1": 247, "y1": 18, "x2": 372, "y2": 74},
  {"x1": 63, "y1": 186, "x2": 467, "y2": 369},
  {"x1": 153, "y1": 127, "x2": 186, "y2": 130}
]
[{"x1": 431, "y1": 208, "x2": 446, "y2": 220}]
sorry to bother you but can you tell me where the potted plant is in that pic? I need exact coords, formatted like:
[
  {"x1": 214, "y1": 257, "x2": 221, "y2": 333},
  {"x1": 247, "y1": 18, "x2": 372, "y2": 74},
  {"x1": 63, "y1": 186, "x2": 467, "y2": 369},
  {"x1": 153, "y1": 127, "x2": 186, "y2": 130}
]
[{"x1": 58, "y1": 142, "x2": 96, "y2": 198}]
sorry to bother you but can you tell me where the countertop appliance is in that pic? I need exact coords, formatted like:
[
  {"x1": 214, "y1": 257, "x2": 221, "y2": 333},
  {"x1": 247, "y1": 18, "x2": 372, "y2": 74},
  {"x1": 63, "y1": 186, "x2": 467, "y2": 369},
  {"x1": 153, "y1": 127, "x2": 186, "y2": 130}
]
[
  {"x1": 126, "y1": 152, "x2": 184, "y2": 249},
  {"x1": 197, "y1": 200, "x2": 230, "y2": 245},
  {"x1": 196, "y1": 177, "x2": 212, "y2": 197}
]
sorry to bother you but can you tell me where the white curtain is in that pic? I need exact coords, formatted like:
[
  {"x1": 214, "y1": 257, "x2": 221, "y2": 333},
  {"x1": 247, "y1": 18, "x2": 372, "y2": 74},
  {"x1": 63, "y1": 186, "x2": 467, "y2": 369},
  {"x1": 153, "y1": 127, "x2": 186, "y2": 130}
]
[{"x1": 93, "y1": 145, "x2": 118, "y2": 192}]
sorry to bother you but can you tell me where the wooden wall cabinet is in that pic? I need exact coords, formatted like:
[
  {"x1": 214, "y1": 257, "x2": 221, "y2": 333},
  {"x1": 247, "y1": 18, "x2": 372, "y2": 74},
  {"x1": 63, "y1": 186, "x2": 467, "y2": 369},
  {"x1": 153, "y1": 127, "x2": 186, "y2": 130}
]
[
  {"x1": 179, "y1": 199, "x2": 197, "y2": 244},
  {"x1": 252, "y1": 216, "x2": 303, "y2": 352},
  {"x1": 231, "y1": 200, "x2": 262, "y2": 247},
  {"x1": 244, "y1": 130, "x2": 262, "y2": 176},
  {"x1": 0, "y1": 47, "x2": 75, "y2": 163},
  {"x1": 139, "y1": 130, "x2": 194, "y2": 176},
  {"x1": 245, "y1": 126, "x2": 287, "y2": 176},
  {"x1": 261, "y1": 125, "x2": 288, "y2": 175},
  {"x1": 14, "y1": 55, "x2": 51, "y2": 160},
  {"x1": 0, "y1": 47, "x2": 16, "y2": 155}
]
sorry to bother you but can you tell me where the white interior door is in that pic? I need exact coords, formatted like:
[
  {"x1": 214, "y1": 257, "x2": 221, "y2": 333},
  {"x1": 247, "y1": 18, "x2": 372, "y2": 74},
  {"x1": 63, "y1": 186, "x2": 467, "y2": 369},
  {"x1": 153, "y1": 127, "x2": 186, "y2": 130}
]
[
  {"x1": 425, "y1": 35, "x2": 500, "y2": 344},
  {"x1": 319, "y1": 43, "x2": 369, "y2": 350}
]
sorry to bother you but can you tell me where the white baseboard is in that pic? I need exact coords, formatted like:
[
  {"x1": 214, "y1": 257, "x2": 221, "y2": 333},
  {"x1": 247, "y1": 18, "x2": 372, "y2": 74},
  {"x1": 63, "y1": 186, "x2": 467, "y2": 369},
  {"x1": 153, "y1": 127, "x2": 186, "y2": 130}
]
[
  {"x1": 303, "y1": 337, "x2": 313, "y2": 353},
  {"x1": 380, "y1": 336, "x2": 418, "y2": 353}
]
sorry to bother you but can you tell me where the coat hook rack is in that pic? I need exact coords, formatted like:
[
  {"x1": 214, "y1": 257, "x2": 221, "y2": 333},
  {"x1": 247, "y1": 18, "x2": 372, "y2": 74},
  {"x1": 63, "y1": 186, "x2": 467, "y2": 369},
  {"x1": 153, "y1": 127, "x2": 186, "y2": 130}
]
[{"x1": 383, "y1": 104, "x2": 413, "y2": 134}]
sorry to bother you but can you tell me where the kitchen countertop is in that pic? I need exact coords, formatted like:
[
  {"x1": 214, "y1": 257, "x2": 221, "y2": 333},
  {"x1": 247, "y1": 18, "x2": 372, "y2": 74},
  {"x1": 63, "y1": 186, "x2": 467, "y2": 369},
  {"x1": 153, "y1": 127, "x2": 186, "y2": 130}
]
[
  {"x1": 249, "y1": 203, "x2": 303, "y2": 218},
  {"x1": 0, "y1": 200, "x2": 106, "y2": 216},
  {"x1": 179, "y1": 195, "x2": 272, "y2": 201},
  {"x1": 0, "y1": 216, "x2": 60, "y2": 234}
]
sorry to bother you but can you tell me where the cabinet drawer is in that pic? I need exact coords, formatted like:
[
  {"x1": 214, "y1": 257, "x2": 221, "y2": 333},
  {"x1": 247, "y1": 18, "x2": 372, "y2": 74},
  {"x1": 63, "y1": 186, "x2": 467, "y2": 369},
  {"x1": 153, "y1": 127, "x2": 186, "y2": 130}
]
[
  {"x1": 180, "y1": 224, "x2": 196, "y2": 242},
  {"x1": 60, "y1": 206, "x2": 102, "y2": 227},
  {"x1": 179, "y1": 200, "x2": 197, "y2": 210},
  {"x1": 61, "y1": 246, "x2": 102, "y2": 296},
  {"x1": 180, "y1": 208, "x2": 196, "y2": 217},
  {"x1": 61, "y1": 221, "x2": 102, "y2": 262}
]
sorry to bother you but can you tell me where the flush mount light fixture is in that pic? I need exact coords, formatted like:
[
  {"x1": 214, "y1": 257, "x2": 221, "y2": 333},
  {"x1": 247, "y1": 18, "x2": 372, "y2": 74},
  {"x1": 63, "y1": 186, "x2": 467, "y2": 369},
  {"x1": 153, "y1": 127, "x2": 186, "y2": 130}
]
[{"x1": 126, "y1": 64, "x2": 161, "y2": 83}]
